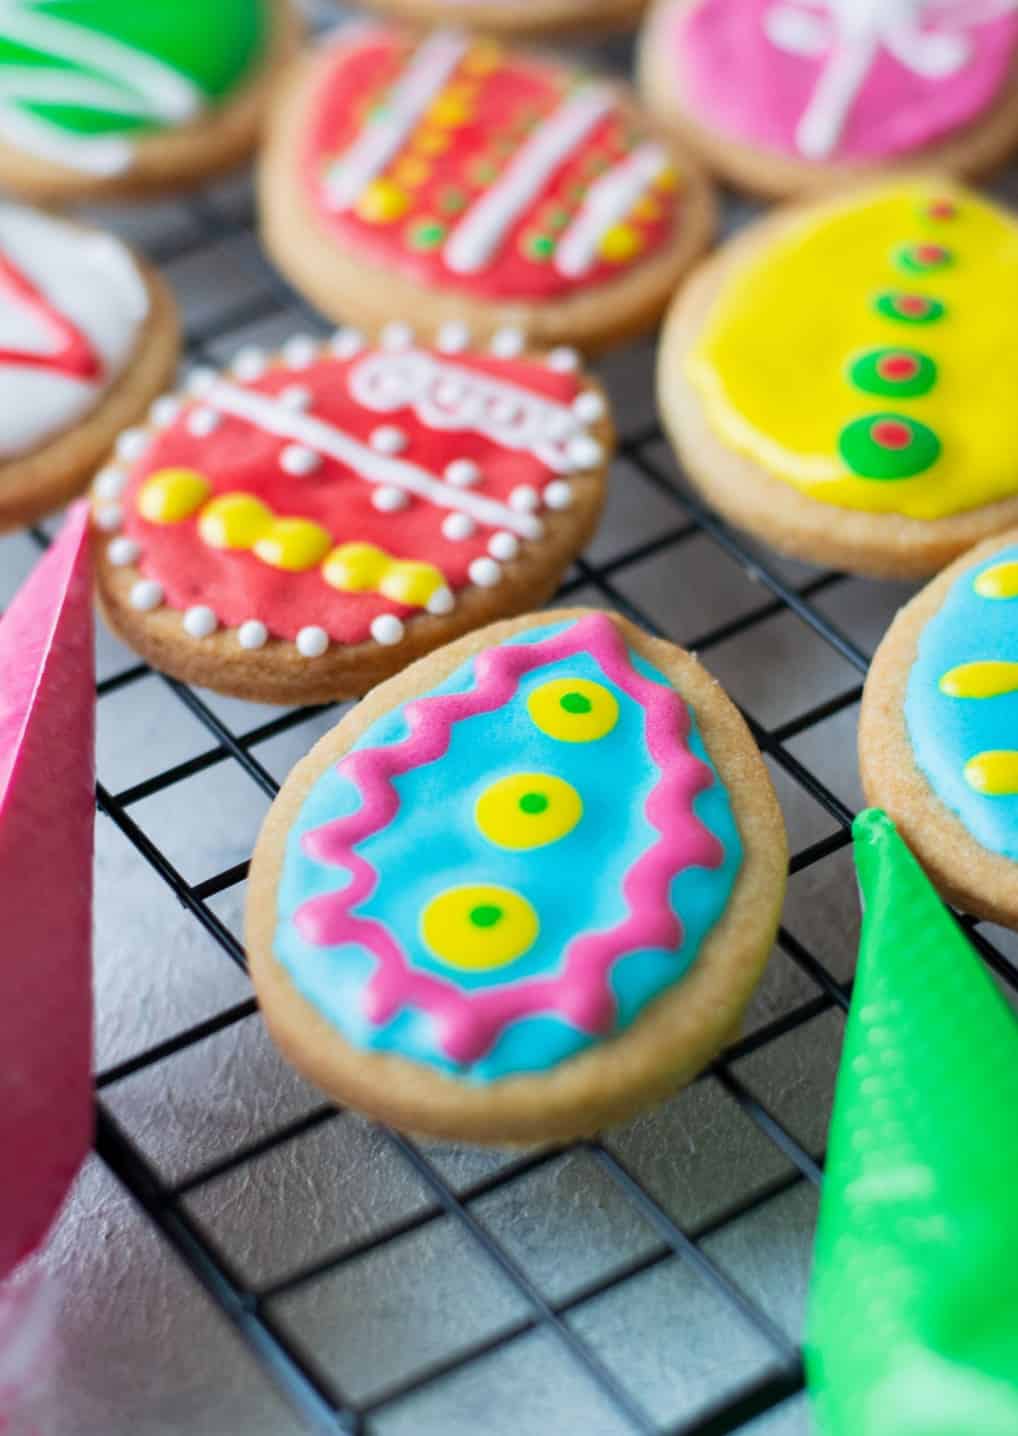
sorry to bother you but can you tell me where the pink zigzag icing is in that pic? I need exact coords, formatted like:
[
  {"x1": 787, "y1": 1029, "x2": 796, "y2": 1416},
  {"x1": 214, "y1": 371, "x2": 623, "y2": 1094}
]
[{"x1": 295, "y1": 614, "x2": 724, "y2": 1065}]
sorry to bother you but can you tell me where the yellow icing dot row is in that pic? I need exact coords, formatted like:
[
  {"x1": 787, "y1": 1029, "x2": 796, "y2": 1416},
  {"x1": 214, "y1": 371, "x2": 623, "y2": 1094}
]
[
  {"x1": 137, "y1": 471, "x2": 447, "y2": 605},
  {"x1": 321, "y1": 542, "x2": 446, "y2": 607}
]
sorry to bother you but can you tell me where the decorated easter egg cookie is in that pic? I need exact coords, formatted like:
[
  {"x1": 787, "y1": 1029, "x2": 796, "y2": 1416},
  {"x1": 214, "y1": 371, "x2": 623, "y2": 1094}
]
[
  {"x1": 861, "y1": 529, "x2": 1018, "y2": 930},
  {"x1": 258, "y1": 25, "x2": 715, "y2": 352},
  {"x1": 0, "y1": 0, "x2": 301, "y2": 201},
  {"x1": 0, "y1": 203, "x2": 179, "y2": 531},
  {"x1": 355, "y1": 0, "x2": 649, "y2": 39},
  {"x1": 246, "y1": 609, "x2": 787, "y2": 1143},
  {"x1": 639, "y1": 0, "x2": 1018, "y2": 198},
  {"x1": 92, "y1": 327, "x2": 612, "y2": 705},
  {"x1": 659, "y1": 179, "x2": 1018, "y2": 578}
]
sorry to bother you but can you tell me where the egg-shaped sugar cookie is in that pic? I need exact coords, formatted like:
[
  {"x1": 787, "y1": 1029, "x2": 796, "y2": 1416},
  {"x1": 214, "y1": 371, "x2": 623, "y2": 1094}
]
[
  {"x1": 861, "y1": 529, "x2": 1018, "y2": 931},
  {"x1": 246, "y1": 608, "x2": 787, "y2": 1144},
  {"x1": 258, "y1": 25, "x2": 715, "y2": 353},
  {"x1": 92, "y1": 326, "x2": 612, "y2": 706},
  {"x1": 0, "y1": 0, "x2": 300, "y2": 202},
  {"x1": 0, "y1": 203, "x2": 178, "y2": 531},
  {"x1": 659, "y1": 179, "x2": 1018, "y2": 578},
  {"x1": 639, "y1": 0, "x2": 1018, "y2": 199}
]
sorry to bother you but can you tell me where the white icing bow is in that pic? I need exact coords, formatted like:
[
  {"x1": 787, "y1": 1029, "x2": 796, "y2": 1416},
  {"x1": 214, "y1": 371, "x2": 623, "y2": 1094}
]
[{"x1": 764, "y1": 0, "x2": 1018, "y2": 158}]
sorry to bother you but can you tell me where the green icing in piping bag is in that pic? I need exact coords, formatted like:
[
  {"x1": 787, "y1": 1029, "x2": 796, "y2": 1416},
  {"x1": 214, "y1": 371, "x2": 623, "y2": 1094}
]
[{"x1": 806, "y1": 808, "x2": 1018, "y2": 1436}]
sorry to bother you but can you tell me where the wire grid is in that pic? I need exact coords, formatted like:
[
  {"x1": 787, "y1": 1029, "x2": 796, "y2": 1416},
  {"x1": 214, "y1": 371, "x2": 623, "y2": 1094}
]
[{"x1": 12, "y1": 74, "x2": 1018, "y2": 1436}]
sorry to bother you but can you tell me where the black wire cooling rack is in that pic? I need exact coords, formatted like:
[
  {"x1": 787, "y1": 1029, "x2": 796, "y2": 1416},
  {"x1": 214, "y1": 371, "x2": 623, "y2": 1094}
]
[{"x1": 14, "y1": 46, "x2": 1018, "y2": 1436}]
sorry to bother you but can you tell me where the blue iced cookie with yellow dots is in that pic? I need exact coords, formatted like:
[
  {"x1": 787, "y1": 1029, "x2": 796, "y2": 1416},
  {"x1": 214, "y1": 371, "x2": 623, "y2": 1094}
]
[
  {"x1": 861, "y1": 528, "x2": 1018, "y2": 931},
  {"x1": 246, "y1": 607, "x2": 786, "y2": 1144}
]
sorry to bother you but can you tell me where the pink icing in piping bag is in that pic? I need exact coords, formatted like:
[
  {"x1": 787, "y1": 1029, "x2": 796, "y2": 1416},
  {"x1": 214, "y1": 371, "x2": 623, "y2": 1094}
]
[{"x1": 0, "y1": 502, "x2": 94, "y2": 1281}]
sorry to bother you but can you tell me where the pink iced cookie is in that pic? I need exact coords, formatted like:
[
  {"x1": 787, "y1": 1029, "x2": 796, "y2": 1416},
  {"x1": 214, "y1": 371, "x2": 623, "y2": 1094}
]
[
  {"x1": 0, "y1": 502, "x2": 94, "y2": 1280},
  {"x1": 640, "y1": 0, "x2": 1018, "y2": 194}
]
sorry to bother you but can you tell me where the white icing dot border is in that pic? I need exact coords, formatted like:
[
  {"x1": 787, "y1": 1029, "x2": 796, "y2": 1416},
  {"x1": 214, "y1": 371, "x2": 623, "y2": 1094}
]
[{"x1": 91, "y1": 327, "x2": 609, "y2": 655}]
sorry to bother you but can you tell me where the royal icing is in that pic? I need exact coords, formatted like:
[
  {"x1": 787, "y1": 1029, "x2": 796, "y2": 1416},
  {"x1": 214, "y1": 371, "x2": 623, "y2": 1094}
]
[
  {"x1": 905, "y1": 542, "x2": 1018, "y2": 862},
  {"x1": 675, "y1": 0, "x2": 1018, "y2": 162},
  {"x1": 305, "y1": 27, "x2": 682, "y2": 301},
  {"x1": 687, "y1": 181, "x2": 1018, "y2": 520},
  {"x1": 274, "y1": 614, "x2": 742, "y2": 1080},
  {"x1": 0, "y1": 0, "x2": 269, "y2": 175},
  {"x1": 0, "y1": 204, "x2": 148, "y2": 459},
  {"x1": 97, "y1": 331, "x2": 607, "y2": 654}
]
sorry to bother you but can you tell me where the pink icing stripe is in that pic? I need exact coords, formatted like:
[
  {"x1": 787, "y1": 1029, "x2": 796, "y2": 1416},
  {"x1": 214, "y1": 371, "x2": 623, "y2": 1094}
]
[{"x1": 295, "y1": 614, "x2": 723, "y2": 1064}]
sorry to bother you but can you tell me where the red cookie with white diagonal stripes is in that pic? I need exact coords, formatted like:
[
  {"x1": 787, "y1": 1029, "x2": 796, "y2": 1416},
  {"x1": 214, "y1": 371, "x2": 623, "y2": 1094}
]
[
  {"x1": 92, "y1": 324, "x2": 612, "y2": 704},
  {"x1": 258, "y1": 25, "x2": 715, "y2": 353}
]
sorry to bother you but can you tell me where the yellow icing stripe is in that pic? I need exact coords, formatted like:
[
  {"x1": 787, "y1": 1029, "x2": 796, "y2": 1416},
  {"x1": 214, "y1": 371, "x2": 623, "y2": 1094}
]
[
  {"x1": 974, "y1": 561, "x2": 1018, "y2": 600},
  {"x1": 939, "y1": 661, "x2": 1018, "y2": 699},
  {"x1": 964, "y1": 751, "x2": 1018, "y2": 796},
  {"x1": 322, "y1": 542, "x2": 446, "y2": 608},
  {"x1": 138, "y1": 468, "x2": 210, "y2": 524}
]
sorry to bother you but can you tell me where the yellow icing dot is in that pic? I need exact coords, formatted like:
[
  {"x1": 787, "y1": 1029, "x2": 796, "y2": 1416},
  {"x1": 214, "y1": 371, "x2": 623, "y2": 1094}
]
[
  {"x1": 412, "y1": 129, "x2": 451, "y2": 157},
  {"x1": 198, "y1": 493, "x2": 273, "y2": 550},
  {"x1": 321, "y1": 542, "x2": 446, "y2": 608},
  {"x1": 939, "y1": 661, "x2": 1018, "y2": 699},
  {"x1": 598, "y1": 224, "x2": 642, "y2": 264},
  {"x1": 631, "y1": 196, "x2": 662, "y2": 223},
  {"x1": 355, "y1": 178, "x2": 411, "y2": 223},
  {"x1": 974, "y1": 561, "x2": 1018, "y2": 599},
  {"x1": 964, "y1": 750, "x2": 1018, "y2": 795},
  {"x1": 420, "y1": 885, "x2": 538, "y2": 971},
  {"x1": 426, "y1": 93, "x2": 473, "y2": 128},
  {"x1": 137, "y1": 468, "x2": 210, "y2": 524},
  {"x1": 527, "y1": 678, "x2": 619, "y2": 743},
  {"x1": 654, "y1": 167, "x2": 681, "y2": 193},
  {"x1": 475, "y1": 773, "x2": 583, "y2": 851},
  {"x1": 252, "y1": 518, "x2": 332, "y2": 573},
  {"x1": 391, "y1": 156, "x2": 431, "y2": 188},
  {"x1": 462, "y1": 42, "x2": 501, "y2": 76}
]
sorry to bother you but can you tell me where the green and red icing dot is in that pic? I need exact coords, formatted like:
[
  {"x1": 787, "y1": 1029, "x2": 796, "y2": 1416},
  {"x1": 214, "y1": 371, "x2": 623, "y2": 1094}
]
[
  {"x1": 874, "y1": 291, "x2": 946, "y2": 325},
  {"x1": 895, "y1": 242, "x2": 954, "y2": 275},
  {"x1": 849, "y1": 347, "x2": 937, "y2": 399},
  {"x1": 925, "y1": 198, "x2": 958, "y2": 221},
  {"x1": 839, "y1": 414, "x2": 941, "y2": 480}
]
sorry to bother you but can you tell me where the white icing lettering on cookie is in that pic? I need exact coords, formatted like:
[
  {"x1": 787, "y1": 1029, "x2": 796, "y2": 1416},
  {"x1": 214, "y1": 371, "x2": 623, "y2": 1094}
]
[
  {"x1": 443, "y1": 85, "x2": 616, "y2": 274},
  {"x1": 347, "y1": 348, "x2": 595, "y2": 472}
]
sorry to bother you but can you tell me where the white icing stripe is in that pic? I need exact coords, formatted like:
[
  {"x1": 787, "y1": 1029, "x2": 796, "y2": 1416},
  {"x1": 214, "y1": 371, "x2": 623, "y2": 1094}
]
[
  {"x1": 444, "y1": 85, "x2": 616, "y2": 274},
  {"x1": 322, "y1": 30, "x2": 468, "y2": 211},
  {"x1": 555, "y1": 142, "x2": 671, "y2": 279},
  {"x1": 0, "y1": 0, "x2": 203, "y2": 175},
  {"x1": 207, "y1": 381, "x2": 545, "y2": 539},
  {"x1": 347, "y1": 349, "x2": 590, "y2": 473}
]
